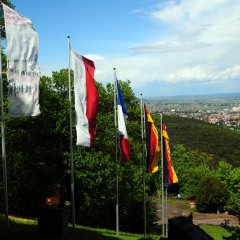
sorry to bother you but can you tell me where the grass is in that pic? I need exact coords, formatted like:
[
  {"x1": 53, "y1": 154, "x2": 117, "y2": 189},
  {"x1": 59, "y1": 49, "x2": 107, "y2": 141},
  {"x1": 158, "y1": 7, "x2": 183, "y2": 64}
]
[
  {"x1": 0, "y1": 215, "x2": 160, "y2": 240},
  {"x1": 199, "y1": 224, "x2": 231, "y2": 240},
  {"x1": 1, "y1": 208, "x2": 234, "y2": 240}
]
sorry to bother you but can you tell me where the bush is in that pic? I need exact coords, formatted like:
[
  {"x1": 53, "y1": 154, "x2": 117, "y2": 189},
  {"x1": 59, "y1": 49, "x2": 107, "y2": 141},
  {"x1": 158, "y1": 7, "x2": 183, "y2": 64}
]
[
  {"x1": 222, "y1": 220, "x2": 240, "y2": 240},
  {"x1": 195, "y1": 175, "x2": 228, "y2": 213},
  {"x1": 77, "y1": 200, "x2": 115, "y2": 229},
  {"x1": 120, "y1": 197, "x2": 158, "y2": 233},
  {"x1": 76, "y1": 196, "x2": 158, "y2": 233}
]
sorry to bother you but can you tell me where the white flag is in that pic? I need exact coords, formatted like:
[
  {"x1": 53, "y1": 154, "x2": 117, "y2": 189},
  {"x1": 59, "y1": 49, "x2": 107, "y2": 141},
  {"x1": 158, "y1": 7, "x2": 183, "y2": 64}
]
[{"x1": 2, "y1": 3, "x2": 40, "y2": 117}]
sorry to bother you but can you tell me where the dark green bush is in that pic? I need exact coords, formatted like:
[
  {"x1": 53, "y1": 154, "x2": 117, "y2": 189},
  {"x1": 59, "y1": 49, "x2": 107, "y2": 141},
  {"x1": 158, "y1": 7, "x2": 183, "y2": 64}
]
[{"x1": 196, "y1": 175, "x2": 229, "y2": 213}]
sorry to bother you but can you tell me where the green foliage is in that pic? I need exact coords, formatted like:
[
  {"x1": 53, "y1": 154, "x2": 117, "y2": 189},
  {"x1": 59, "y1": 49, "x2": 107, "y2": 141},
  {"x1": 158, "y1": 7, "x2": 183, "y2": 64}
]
[
  {"x1": 171, "y1": 144, "x2": 212, "y2": 198},
  {"x1": 195, "y1": 175, "x2": 229, "y2": 213},
  {"x1": 2, "y1": 71, "x2": 70, "y2": 215},
  {"x1": 69, "y1": 80, "x2": 157, "y2": 232},
  {"x1": 164, "y1": 115, "x2": 240, "y2": 167},
  {"x1": 0, "y1": 65, "x2": 160, "y2": 233},
  {"x1": 215, "y1": 161, "x2": 240, "y2": 215},
  {"x1": 1, "y1": 63, "x2": 239, "y2": 232},
  {"x1": 221, "y1": 221, "x2": 240, "y2": 240},
  {"x1": 0, "y1": 0, "x2": 238, "y2": 231},
  {"x1": 73, "y1": 149, "x2": 115, "y2": 228}
]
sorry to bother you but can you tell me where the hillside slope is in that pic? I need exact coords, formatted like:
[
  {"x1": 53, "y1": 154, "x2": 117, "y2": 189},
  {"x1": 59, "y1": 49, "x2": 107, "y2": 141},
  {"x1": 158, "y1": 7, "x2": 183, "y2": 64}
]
[{"x1": 162, "y1": 115, "x2": 240, "y2": 167}]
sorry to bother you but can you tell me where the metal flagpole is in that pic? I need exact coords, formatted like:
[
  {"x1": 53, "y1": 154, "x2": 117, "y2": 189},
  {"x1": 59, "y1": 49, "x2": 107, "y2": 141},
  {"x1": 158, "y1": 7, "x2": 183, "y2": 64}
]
[
  {"x1": 0, "y1": 25, "x2": 9, "y2": 227},
  {"x1": 68, "y1": 36, "x2": 75, "y2": 228},
  {"x1": 113, "y1": 68, "x2": 119, "y2": 235},
  {"x1": 160, "y1": 113, "x2": 165, "y2": 236},
  {"x1": 141, "y1": 95, "x2": 147, "y2": 237},
  {"x1": 165, "y1": 186, "x2": 168, "y2": 237}
]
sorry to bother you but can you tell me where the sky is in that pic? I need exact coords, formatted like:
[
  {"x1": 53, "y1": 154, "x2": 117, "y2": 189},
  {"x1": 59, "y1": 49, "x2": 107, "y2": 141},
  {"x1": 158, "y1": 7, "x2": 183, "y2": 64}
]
[{"x1": 10, "y1": 0, "x2": 240, "y2": 97}]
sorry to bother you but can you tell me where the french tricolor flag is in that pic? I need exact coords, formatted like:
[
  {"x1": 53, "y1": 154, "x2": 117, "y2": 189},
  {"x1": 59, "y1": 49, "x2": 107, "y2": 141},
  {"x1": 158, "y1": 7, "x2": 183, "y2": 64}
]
[
  {"x1": 71, "y1": 50, "x2": 99, "y2": 147},
  {"x1": 117, "y1": 81, "x2": 130, "y2": 162}
]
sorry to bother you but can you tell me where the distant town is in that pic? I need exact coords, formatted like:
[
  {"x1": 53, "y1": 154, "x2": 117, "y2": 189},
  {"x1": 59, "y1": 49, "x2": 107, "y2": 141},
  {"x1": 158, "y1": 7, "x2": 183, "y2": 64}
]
[{"x1": 146, "y1": 93, "x2": 240, "y2": 131}]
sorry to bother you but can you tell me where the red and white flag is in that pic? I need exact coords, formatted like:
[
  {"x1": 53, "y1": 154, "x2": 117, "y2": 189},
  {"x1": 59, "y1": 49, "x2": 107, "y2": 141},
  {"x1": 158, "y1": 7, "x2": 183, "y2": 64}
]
[{"x1": 71, "y1": 50, "x2": 99, "y2": 147}]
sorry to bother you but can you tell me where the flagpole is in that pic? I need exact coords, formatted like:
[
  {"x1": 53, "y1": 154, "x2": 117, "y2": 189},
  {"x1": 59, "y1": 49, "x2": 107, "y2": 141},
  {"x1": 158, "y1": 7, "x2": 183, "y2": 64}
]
[
  {"x1": 68, "y1": 36, "x2": 75, "y2": 228},
  {"x1": 0, "y1": 25, "x2": 9, "y2": 227},
  {"x1": 113, "y1": 68, "x2": 119, "y2": 235},
  {"x1": 160, "y1": 113, "x2": 165, "y2": 236},
  {"x1": 141, "y1": 95, "x2": 147, "y2": 237},
  {"x1": 165, "y1": 186, "x2": 168, "y2": 237}
]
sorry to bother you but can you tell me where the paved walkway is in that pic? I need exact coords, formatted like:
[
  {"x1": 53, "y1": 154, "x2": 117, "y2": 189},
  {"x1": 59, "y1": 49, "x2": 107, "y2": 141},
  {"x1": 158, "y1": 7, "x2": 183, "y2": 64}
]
[
  {"x1": 156, "y1": 201, "x2": 239, "y2": 227},
  {"x1": 192, "y1": 212, "x2": 239, "y2": 227}
]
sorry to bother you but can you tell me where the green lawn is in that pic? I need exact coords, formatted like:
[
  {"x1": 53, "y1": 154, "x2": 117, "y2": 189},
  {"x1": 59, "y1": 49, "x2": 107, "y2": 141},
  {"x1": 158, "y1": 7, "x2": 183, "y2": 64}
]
[
  {"x1": 1, "y1": 214, "x2": 233, "y2": 240},
  {"x1": 0, "y1": 215, "x2": 160, "y2": 240},
  {"x1": 199, "y1": 224, "x2": 231, "y2": 240}
]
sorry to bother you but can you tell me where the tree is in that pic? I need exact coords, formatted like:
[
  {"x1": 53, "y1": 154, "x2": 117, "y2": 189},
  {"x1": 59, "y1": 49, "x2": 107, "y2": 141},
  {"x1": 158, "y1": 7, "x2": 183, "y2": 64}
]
[
  {"x1": 215, "y1": 161, "x2": 240, "y2": 215},
  {"x1": 68, "y1": 79, "x2": 158, "y2": 231},
  {"x1": 0, "y1": 67, "x2": 157, "y2": 232},
  {"x1": 2, "y1": 71, "x2": 70, "y2": 215},
  {"x1": 195, "y1": 175, "x2": 229, "y2": 213},
  {"x1": 164, "y1": 115, "x2": 240, "y2": 167},
  {"x1": 222, "y1": 221, "x2": 240, "y2": 240},
  {"x1": 171, "y1": 144, "x2": 212, "y2": 198}
]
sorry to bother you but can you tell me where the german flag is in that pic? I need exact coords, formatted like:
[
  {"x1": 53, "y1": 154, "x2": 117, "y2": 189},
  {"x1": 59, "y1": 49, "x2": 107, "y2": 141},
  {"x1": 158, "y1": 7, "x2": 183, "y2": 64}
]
[
  {"x1": 162, "y1": 123, "x2": 178, "y2": 186},
  {"x1": 145, "y1": 105, "x2": 160, "y2": 173}
]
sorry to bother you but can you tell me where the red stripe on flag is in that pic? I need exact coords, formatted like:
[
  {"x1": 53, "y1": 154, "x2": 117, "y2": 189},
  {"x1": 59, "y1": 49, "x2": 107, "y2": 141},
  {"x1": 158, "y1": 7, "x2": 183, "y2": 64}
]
[
  {"x1": 148, "y1": 126, "x2": 158, "y2": 172},
  {"x1": 145, "y1": 106, "x2": 160, "y2": 173},
  {"x1": 120, "y1": 135, "x2": 130, "y2": 162},
  {"x1": 82, "y1": 56, "x2": 99, "y2": 147},
  {"x1": 162, "y1": 123, "x2": 178, "y2": 184}
]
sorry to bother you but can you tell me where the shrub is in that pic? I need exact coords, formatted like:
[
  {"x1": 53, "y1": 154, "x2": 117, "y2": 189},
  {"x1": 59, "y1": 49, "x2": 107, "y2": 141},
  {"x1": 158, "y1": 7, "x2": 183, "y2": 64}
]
[{"x1": 195, "y1": 175, "x2": 228, "y2": 213}]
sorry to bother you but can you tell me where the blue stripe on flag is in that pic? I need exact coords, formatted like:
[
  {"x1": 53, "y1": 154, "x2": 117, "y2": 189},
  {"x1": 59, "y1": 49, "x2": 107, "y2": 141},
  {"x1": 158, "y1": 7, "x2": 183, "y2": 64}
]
[{"x1": 117, "y1": 80, "x2": 128, "y2": 115}]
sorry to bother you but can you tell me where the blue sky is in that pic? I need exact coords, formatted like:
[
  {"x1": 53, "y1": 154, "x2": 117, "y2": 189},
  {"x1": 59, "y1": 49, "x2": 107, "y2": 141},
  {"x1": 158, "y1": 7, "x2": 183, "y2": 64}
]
[{"x1": 11, "y1": 0, "x2": 240, "y2": 97}]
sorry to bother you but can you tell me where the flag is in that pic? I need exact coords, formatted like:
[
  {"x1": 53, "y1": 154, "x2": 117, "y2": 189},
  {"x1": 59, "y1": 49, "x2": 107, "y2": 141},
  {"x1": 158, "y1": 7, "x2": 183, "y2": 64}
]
[
  {"x1": 145, "y1": 106, "x2": 160, "y2": 173},
  {"x1": 2, "y1": 3, "x2": 40, "y2": 116},
  {"x1": 71, "y1": 50, "x2": 99, "y2": 147},
  {"x1": 162, "y1": 123, "x2": 178, "y2": 186},
  {"x1": 117, "y1": 81, "x2": 130, "y2": 162}
]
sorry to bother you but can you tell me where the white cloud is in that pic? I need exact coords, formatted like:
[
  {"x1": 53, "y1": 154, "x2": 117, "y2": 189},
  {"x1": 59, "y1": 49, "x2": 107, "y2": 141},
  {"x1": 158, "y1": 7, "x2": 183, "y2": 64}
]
[
  {"x1": 41, "y1": 0, "x2": 240, "y2": 96},
  {"x1": 167, "y1": 65, "x2": 240, "y2": 82},
  {"x1": 94, "y1": 0, "x2": 240, "y2": 94},
  {"x1": 151, "y1": 0, "x2": 229, "y2": 24}
]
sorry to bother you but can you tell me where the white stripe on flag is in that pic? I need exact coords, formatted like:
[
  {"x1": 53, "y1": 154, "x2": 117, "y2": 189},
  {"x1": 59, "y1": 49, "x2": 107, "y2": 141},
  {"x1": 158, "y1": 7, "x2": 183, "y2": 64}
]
[{"x1": 118, "y1": 104, "x2": 128, "y2": 138}]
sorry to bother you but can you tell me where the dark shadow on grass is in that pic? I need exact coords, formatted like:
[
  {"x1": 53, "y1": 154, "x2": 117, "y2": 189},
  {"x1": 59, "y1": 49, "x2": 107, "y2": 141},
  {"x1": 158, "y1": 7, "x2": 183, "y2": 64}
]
[
  {"x1": 168, "y1": 214, "x2": 214, "y2": 240},
  {"x1": 0, "y1": 217, "x2": 132, "y2": 240}
]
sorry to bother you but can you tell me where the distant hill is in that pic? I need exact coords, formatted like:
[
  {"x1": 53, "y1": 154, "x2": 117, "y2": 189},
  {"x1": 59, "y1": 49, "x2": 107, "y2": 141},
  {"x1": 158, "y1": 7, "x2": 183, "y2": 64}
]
[
  {"x1": 145, "y1": 92, "x2": 240, "y2": 101},
  {"x1": 163, "y1": 115, "x2": 240, "y2": 168},
  {"x1": 143, "y1": 92, "x2": 240, "y2": 113}
]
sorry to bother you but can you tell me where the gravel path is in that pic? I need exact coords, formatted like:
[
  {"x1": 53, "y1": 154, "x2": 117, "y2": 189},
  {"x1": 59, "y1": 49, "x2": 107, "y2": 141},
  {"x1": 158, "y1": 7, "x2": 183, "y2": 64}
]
[
  {"x1": 156, "y1": 201, "x2": 239, "y2": 227},
  {"x1": 192, "y1": 212, "x2": 239, "y2": 226}
]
